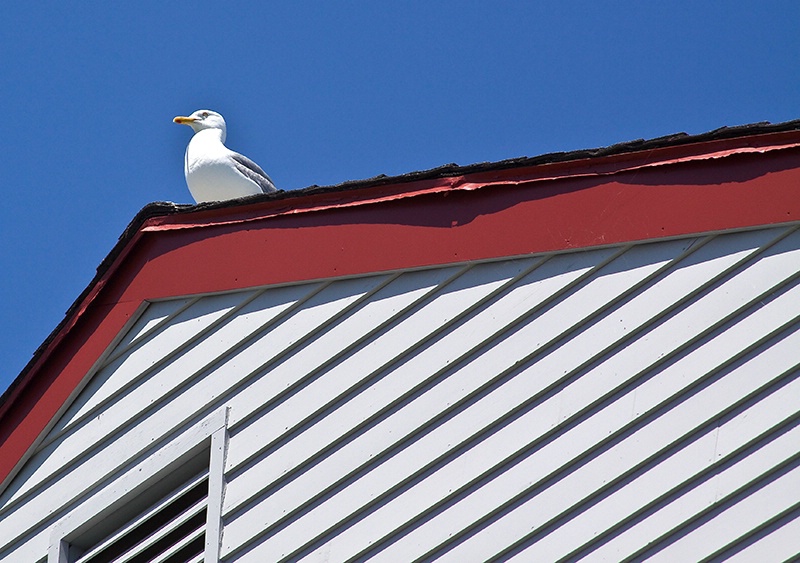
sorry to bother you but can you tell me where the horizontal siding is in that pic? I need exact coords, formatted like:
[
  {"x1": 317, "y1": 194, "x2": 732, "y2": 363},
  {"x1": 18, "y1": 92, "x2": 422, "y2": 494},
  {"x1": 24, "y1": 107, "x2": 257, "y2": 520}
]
[
  {"x1": 0, "y1": 225, "x2": 798, "y2": 562},
  {"x1": 725, "y1": 511, "x2": 800, "y2": 562},
  {"x1": 219, "y1": 226, "x2": 800, "y2": 561},
  {"x1": 439, "y1": 330, "x2": 800, "y2": 562},
  {"x1": 112, "y1": 297, "x2": 195, "y2": 352}
]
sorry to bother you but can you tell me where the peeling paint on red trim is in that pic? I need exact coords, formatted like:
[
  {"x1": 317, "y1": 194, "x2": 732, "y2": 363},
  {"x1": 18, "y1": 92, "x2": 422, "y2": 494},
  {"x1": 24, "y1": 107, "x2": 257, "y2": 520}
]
[
  {"x1": 141, "y1": 141, "x2": 800, "y2": 235},
  {"x1": 1, "y1": 135, "x2": 800, "y2": 491}
]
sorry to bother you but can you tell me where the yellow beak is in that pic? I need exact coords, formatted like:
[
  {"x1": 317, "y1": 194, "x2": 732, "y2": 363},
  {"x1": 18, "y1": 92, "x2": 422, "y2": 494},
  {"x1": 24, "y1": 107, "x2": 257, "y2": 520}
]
[{"x1": 173, "y1": 116, "x2": 196, "y2": 124}]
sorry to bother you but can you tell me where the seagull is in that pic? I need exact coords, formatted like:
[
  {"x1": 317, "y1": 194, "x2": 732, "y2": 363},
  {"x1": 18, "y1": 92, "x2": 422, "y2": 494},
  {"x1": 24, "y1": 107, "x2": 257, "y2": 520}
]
[{"x1": 173, "y1": 109, "x2": 277, "y2": 203}]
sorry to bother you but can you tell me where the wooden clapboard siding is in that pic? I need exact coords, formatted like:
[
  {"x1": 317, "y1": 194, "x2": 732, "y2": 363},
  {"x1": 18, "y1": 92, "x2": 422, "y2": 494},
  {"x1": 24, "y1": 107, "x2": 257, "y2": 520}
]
[
  {"x1": 0, "y1": 224, "x2": 798, "y2": 562},
  {"x1": 219, "y1": 226, "x2": 799, "y2": 561},
  {"x1": 220, "y1": 227, "x2": 799, "y2": 561}
]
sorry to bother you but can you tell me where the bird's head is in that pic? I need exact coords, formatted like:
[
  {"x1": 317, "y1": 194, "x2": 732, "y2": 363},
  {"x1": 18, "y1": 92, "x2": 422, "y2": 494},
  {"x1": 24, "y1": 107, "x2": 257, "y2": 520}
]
[{"x1": 173, "y1": 109, "x2": 227, "y2": 139}]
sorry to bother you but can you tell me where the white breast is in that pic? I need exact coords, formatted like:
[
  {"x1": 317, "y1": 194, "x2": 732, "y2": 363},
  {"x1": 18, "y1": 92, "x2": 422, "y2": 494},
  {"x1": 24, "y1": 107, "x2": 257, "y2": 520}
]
[{"x1": 184, "y1": 130, "x2": 263, "y2": 203}]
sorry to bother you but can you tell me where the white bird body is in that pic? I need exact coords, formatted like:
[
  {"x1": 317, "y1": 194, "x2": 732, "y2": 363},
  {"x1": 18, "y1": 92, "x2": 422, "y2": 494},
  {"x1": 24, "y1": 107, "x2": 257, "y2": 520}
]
[{"x1": 174, "y1": 109, "x2": 277, "y2": 203}]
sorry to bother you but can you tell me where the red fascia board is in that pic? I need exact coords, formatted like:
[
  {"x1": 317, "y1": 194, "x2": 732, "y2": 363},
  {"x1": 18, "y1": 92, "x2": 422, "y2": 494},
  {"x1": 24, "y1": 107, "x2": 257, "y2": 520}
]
[
  {"x1": 1, "y1": 140, "x2": 799, "y2": 490},
  {"x1": 126, "y1": 147, "x2": 800, "y2": 300}
]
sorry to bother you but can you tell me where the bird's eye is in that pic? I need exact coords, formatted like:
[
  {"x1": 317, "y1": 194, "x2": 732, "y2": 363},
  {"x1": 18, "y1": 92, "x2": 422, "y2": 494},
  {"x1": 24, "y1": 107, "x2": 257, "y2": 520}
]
[{"x1": 201, "y1": 111, "x2": 209, "y2": 118}]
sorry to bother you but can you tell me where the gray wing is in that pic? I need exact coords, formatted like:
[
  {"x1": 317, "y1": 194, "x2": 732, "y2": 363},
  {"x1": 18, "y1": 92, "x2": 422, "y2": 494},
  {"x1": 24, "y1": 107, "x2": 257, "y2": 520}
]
[{"x1": 230, "y1": 153, "x2": 278, "y2": 193}]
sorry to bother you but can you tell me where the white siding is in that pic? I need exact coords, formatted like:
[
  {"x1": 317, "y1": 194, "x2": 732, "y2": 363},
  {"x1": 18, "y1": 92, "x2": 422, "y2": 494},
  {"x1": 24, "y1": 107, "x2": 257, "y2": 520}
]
[{"x1": 1, "y1": 225, "x2": 798, "y2": 562}]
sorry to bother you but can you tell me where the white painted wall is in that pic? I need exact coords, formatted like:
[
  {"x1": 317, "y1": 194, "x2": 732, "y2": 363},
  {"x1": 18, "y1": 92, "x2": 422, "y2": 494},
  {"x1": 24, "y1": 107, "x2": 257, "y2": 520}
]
[{"x1": 1, "y1": 224, "x2": 798, "y2": 562}]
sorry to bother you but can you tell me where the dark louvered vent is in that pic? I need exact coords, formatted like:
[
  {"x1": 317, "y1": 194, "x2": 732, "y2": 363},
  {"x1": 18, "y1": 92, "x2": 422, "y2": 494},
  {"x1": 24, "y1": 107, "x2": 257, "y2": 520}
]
[{"x1": 74, "y1": 471, "x2": 208, "y2": 563}]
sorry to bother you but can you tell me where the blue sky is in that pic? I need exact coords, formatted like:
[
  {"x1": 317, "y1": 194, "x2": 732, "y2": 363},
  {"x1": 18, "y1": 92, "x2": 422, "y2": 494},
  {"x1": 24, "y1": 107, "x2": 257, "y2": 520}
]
[{"x1": 1, "y1": 2, "x2": 798, "y2": 396}]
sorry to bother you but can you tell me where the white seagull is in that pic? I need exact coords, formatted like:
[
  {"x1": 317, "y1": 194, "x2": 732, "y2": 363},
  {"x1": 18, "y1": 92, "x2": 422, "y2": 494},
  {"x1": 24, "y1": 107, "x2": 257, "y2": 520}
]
[{"x1": 173, "y1": 109, "x2": 277, "y2": 203}]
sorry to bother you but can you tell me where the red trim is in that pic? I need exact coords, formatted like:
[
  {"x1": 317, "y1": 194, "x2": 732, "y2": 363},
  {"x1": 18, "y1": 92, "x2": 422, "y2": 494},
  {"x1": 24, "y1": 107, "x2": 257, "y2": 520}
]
[{"x1": 2, "y1": 137, "x2": 800, "y2": 488}]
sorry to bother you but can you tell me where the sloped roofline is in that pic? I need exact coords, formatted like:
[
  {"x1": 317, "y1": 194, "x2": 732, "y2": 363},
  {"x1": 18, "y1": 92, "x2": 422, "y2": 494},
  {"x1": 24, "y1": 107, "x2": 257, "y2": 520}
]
[{"x1": 2, "y1": 119, "x2": 800, "y2": 490}]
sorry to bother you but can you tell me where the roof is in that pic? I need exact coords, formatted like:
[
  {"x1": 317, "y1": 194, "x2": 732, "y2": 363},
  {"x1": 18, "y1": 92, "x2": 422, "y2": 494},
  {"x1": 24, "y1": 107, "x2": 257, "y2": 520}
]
[{"x1": 2, "y1": 119, "x2": 800, "y2": 490}]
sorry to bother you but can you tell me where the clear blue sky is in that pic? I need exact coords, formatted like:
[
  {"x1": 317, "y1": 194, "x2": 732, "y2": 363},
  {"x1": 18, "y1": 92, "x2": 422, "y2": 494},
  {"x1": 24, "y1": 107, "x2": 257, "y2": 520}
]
[{"x1": 1, "y1": 2, "x2": 798, "y2": 396}]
